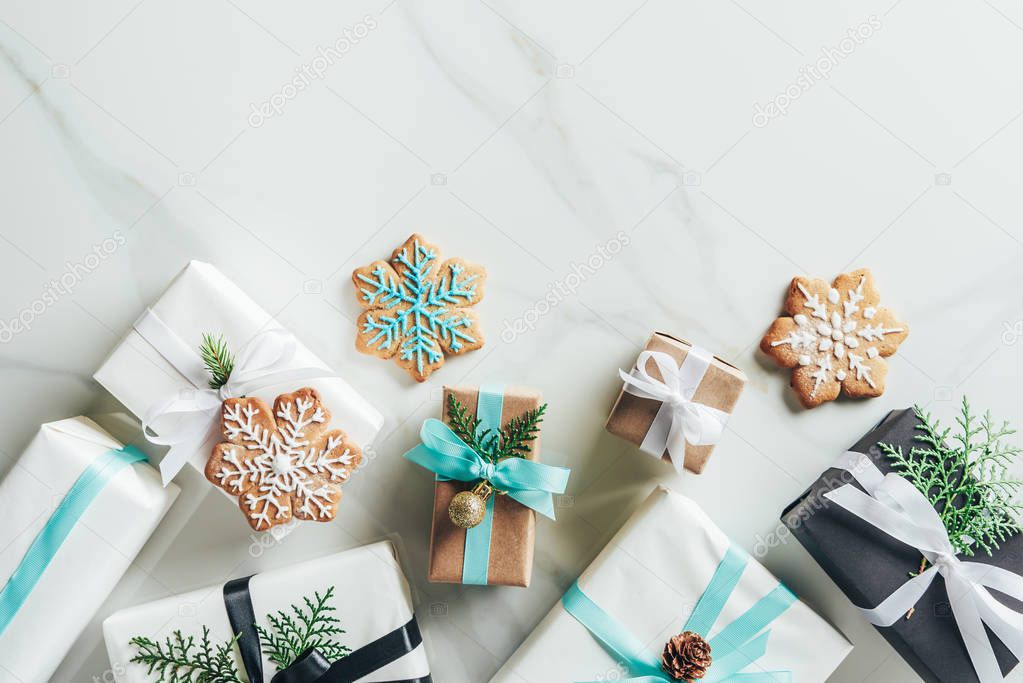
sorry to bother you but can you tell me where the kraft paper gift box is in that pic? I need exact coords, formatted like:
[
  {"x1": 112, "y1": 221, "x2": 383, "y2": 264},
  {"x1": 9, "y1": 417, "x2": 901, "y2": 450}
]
[
  {"x1": 605, "y1": 332, "x2": 746, "y2": 474},
  {"x1": 0, "y1": 417, "x2": 178, "y2": 682},
  {"x1": 94, "y1": 260, "x2": 384, "y2": 506},
  {"x1": 491, "y1": 487, "x2": 852, "y2": 682},
  {"x1": 427, "y1": 385, "x2": 547, "y2": 588},
  {"x1": 103, "y1": 541, "x2": 432, "y2": 683},
  {"x1": 782, "y1": 408, "x2": 1023, "y2": 683}
]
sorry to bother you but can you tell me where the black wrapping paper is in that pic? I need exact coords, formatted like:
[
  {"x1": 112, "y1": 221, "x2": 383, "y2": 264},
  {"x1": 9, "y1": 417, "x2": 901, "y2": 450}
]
[{"x1": 781, "y1": 408, "x2": 1023, "y2": 683}]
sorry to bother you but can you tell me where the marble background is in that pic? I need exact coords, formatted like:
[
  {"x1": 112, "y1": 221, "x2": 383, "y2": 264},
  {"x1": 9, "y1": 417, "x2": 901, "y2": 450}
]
[{"x1": 1, "y1": 0, "x2": 1022, "y2": 681}]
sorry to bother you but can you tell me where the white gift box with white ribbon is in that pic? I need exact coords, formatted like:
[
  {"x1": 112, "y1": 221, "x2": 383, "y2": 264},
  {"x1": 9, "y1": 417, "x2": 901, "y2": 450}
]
[
  {"x1": 0, "y1": 417, "x2": 178, "y2": 682},
  {"x1": 490, "y1": 487, "x2": 852, "y2": 682},
  {"x1": 103, "y1": 541, "x2": 432, "y2": 682},
  {"x1": 93, "y1": 260, "x2": 384, "y2": 499}
]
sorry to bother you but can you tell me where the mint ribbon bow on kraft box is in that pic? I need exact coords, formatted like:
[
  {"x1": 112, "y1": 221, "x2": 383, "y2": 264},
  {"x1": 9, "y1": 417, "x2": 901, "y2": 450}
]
[
  {"x1": 0, "y1": 417, "x2": 178, "y2": 682},
  {"x1": 606, "y1": 333, "x2": 746, "y2": 475},
  {"x1": 417, "y1": 385, "x2": 568, "y2": 588},
  {"x1": 490, "y1": 487, "x2": 851, "y2": 682},
  {"x1": 103, "y1": 541, "x2": 432, "y2": 683}
]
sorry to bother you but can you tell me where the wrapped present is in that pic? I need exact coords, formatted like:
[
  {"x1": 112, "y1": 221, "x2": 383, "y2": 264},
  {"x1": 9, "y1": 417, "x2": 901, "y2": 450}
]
[
  {"x1": 491, "y1": 487, "x2": 852, "y2": 682},
  {"x1": 93, "y1": 261, "x2": 384, "y2": 527},
  {"x1": 0, "y1": 417, "x2": 178, "y2": 682},
  {"x1": 403, "y1": 384, "x2": 570, "y2": 587},
  {"x1": 103, "y1": 540, "x2": 432, "y2": 682},
  {"x1": 782, "y1": 406, "x2": 1023, "y2": 683},
  {"x1": 605, "y1": 332, "x2": 746, "y2": 474}
]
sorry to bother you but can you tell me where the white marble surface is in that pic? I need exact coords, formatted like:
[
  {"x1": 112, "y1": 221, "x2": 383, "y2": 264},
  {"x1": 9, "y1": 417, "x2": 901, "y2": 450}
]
[{"x1": 1, "y1": 1, "x2": 1022, "y2": 681}]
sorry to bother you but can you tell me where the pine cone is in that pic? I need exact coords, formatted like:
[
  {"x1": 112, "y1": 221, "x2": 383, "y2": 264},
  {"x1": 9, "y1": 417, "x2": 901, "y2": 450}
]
[{"x1": 661, "y1": 631, "x2": 712, "y2": 681}]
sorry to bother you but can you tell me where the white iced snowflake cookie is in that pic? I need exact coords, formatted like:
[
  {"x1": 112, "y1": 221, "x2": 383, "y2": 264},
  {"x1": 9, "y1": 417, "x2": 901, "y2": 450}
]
[
  {"x1": 760, "y1": 268, "x2": 909, "y2": 409},
  {"x1": 205, "y1": 387, "x2": 362, "y2": 530}
]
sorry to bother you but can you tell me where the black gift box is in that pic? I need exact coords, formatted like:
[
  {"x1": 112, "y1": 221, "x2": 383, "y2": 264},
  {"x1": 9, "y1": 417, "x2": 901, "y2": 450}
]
[{"x1": 782, "y1": 408, "x2": 1023, "y2": 683}]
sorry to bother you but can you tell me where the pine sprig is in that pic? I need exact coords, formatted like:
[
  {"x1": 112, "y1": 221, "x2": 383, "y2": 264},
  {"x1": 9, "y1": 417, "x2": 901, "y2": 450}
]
[
  {"x1": 256, "y1": 586, "x2": 350, "y2": 669},
  {"x1": 880, "y1": 397, "x2": 1023, "y2": 563},
  {"x1": 445, "y1": 393, "x2": 547, "y2": 463},
  {"x1": 199, "y1": 333, "x2": 235, "y2": 390},
  {"x1": 129, "y1": 627, "x2": 242, "y2": 683}
]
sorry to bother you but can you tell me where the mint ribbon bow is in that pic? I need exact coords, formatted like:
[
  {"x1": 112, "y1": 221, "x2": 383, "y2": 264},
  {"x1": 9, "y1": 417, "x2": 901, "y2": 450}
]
[
  {"x1": 404, "y1": 418, "x2": 570, "y2": 519},
  {"x1": 563, "y1": 545, "x2": 795, "y2": 682}
]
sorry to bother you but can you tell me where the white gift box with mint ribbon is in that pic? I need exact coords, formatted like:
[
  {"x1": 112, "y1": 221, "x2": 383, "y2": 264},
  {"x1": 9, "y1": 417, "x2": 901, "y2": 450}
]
[
  {"x1": 93, "y1": 260, "x2": 384, "y2": 508},
  {"x1": 490, "y1": 487, "x2": 851, "y2": 682},
  {"x1": 0, "y1": 417, "x2": 178, "y2": 682}
]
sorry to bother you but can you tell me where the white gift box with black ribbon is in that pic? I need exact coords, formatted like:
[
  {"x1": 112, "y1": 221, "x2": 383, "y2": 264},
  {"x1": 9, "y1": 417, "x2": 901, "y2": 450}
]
[
  {"x1": 93, "y1": 260, "x2": 384, "y2": 504},
  {"x1": 0, "y1": 417, "x2": 178, "y2": 682},
  {"x1": 103, "y1": 541, "x2": 432, "y2": 682},
  {"x1": 490, "y1": 487, "x2": 851, "y2": 682}
]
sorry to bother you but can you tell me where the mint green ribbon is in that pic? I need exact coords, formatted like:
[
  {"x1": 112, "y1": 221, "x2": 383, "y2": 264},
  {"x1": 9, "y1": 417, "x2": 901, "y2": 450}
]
[
  {"x1": 562, "y1": 544, "x2": 795, "y2": 682},
  {"x1": 0, "y1": 444, "x2": 147, "y2": 636},
  {"x1": 404, "y1": 384, "x2": 570, "y2": 585}
]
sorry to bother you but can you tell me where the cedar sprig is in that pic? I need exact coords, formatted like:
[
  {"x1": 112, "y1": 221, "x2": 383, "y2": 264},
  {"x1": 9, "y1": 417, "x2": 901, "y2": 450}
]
[
  {"x1": 446, "y1": 393, "x2": 546, "y2": 463},
  {"x1": 199, "y1": 333, "x2": 235, "y2": 390},
  {"x1": 880, "y1": 398, "x2": 1023, "y2": 567},
  {"x1": 129, "y1": 627, "x2": 242, "y2": 683},
  {"x1": 256, "y1": 586, "x2": 351, "y2": 670}
]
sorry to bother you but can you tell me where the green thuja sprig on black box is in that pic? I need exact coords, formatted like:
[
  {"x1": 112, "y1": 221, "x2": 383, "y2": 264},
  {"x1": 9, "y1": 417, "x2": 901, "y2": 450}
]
[
  {"x1": 879, "y1": 397, "x2": 1023, "y2": 573},
  {"x1": 446, "y1": 392, "x2": 547, "y2": 463},
  {"x1": 129, "y1": 587, "x2": 348, "y2": 681}
]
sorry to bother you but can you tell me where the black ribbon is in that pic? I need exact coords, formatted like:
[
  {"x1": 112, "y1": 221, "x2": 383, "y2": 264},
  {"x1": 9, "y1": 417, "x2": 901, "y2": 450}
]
[
  {"x1": 223, "y1": 576, "x2": 263, "y2": 683},
  {"x1": 222, "y1": 575, "x2": 431, "y2": 683}
]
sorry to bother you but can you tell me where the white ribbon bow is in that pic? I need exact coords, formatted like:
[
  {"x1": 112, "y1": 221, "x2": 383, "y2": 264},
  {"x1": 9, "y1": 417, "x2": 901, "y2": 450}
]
[
  {"x1": 826, "y1": 451, "x2": 1023, "y2": 682},
  {"x1": 618, "y1": 348, "x2": 729, "y2": 474},
  {"x1": 136, "y1": 309, "x2": 330, "y2": 485}
]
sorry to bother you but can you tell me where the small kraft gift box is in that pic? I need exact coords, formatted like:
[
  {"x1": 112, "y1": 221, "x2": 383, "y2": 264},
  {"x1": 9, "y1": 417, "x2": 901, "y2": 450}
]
[
  {"x1": 0, "y1": 417, "x2": 178, "y2": 682},
  {"x1": 490, "y1": 486, "x2": 852, "y2": 682},
  {"x1": 103, "y1": 541, "x2": 432, "y2": 682},
  {"x1": 403, "y1": 384, "x2": 570, "y2": 587},
  {"x1": 782, "y1": 405, "x2": 1023, "y2": 683},
  {"x1": 606, "y1": 332, "x2": 746, "y2": 474}
]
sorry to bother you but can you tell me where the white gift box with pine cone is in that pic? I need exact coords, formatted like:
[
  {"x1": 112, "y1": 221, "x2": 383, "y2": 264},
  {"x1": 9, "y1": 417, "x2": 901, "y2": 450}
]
[
  {"x1": 103, "y1": 541, "x2": 431, "y2": 682},
  {"x1": 491, "y1": 487, "x2": 852, "y2": 682},
  {"x1": 0, "y1": 417, "x2": 178, "y2": 682}
]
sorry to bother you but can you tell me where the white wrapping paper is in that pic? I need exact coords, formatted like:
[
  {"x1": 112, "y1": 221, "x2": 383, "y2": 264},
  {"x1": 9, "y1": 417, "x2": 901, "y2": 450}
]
[
  {"x1": 103, "y1": 541, "x2": 431, "y2": 682},
  {"x1": 93, "y1": 260, "x2": 384, "y2": 488},
  {"x1": 0, "y1": 417, "x2": 179, "y2": 682},
  {"x1": 491, "y1": 487, "x2": 852, "y2": 682}
]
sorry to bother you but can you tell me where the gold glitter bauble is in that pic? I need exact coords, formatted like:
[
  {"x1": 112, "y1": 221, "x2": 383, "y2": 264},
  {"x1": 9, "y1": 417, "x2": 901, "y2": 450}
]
[{"x1": 448, "y1": 490, "x2": 487, "y2": 529}]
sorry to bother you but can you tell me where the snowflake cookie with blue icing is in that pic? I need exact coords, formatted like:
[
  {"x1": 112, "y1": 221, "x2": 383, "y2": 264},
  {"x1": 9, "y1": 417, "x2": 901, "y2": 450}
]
[
  {"x1": 760, "y1": 268, "x2": 908, "y2": 408},
  {"x1": 352, "y1": 233, "x2": 486, "y2": 382}
]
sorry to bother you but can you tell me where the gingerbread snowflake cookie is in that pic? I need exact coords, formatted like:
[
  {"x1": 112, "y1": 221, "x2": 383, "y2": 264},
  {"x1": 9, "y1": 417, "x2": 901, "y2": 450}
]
[
  {"x1": 205, "y1": 387, "x2": 362, "y2": 530},
  {"x1": 353, "y1": 233, "x2": 485, "y2": 382},
  {"x1": 760, "y1": 268, "x2": 908, "y2": 408}
]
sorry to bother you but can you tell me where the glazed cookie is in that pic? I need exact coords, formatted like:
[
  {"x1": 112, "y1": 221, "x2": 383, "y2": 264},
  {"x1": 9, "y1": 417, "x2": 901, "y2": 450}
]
[
  {"x1": 760, "y1": 268, "x2": 908, "y2": 409},
  {"x1": 205, "y1": 387, "x2": 362, "y2": 530},
  {"x1": 353, "y1": 233, "x2": 486, "y2": 382}
]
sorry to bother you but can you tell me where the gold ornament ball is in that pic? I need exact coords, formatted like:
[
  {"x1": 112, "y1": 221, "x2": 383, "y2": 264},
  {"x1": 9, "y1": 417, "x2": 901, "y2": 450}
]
[{"x1": 448, "y1": 490, "x2": 487, "y2": 529}]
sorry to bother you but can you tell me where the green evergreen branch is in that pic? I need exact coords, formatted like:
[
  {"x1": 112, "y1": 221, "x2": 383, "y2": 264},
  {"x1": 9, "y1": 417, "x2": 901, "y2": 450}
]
[
  {"x1": 881, "y1": 397, "x2": 1023, "y2": 568},
  {"x1": 199, "y1": 333, "x2": 235, "y2": 390},
  {"x1": 256, "y1": 586, "x2": 350, "y2": 669},
  {"x1": 445, "y1": 394, "x2": 547, "y2": 463},
  {"x1": 129, "y1": 627, "x2": 242, "y2": 683}
]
